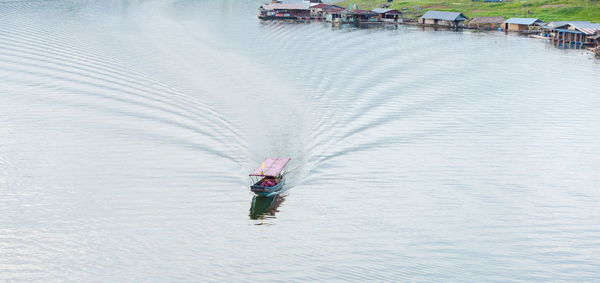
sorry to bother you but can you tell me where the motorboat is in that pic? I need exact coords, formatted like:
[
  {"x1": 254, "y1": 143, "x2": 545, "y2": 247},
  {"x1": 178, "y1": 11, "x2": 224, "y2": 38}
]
[{"x1": 249, "y1": 157, "x2": 291, "y2": 196}]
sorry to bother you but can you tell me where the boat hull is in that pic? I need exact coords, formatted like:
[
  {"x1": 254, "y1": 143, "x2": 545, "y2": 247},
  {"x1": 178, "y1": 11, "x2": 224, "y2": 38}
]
[{"x1": 251, "y1": 180, "x2": 285, "y2": 196}]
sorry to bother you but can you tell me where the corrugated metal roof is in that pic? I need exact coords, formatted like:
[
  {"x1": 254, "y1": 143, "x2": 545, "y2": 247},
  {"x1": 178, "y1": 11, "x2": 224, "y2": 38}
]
[
  {"x1": 544, "y1": 21, "x2": 600, "y2": 35},
  {"x1": 324, "y1": 7, "x2": 345, "y2": 13},
  {"x1": 352, "y1": 9, "x2": 377, "y2": 15},
  {"x1": 546, "y1": 21, "x2": 590, "y2": 28},
  {"x1": 569, "y1": 22, "x2": 600, "y2": 35},
  {"x1": 504, "y1": 18, "x2": 543, "y2": 25},
  {"x1": 323, "y1": 5, "x2": 344, "y2": 10},
  {"x1": 371, "y1": 8, "x2": 399, "y2": 14},
  {"x1": 310, "y1": 3, "x2": 330, "y2": 9},
  {"x1": 421, "y1": 11, "x2": 468, "y2": 21}
]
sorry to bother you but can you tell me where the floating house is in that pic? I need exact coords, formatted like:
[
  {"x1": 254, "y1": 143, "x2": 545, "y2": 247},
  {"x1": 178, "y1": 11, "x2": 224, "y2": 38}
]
[
  {"x1": 550, "y1": 21, "x2": 600, "y2": 45},
  {"x1": 324, "y1": 7, "x2": 346, "y2": 22},
  {"x1": 258, "y1": 3, "x2": 311, "y2": 20},
  {"x1": 330, "y1": 9, "x2": 378, "y2": 24},
  {"x1": 351, "y1": 9, "x2": 379, "y2": 23},
  {"x1": 468, "y1": 16, "x2": 504, "y2": 30},
  {"x1": 419, "y1": 11, "x2": 468, "y2": 28},
  {"x1": 310, "y1": 4, "x2": 343, "y2": 19},
  {"x1": 371, "y1": 8, "x2": 403, "y2": 23},
  {"x1": 503, "y1": 18, "x2": 544, "y2": 32}
]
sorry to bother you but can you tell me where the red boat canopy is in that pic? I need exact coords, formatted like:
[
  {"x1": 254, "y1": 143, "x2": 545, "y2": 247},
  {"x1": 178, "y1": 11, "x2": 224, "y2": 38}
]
[{"x1": 249, "y1": 158, "x2": 291, "y2": 177}]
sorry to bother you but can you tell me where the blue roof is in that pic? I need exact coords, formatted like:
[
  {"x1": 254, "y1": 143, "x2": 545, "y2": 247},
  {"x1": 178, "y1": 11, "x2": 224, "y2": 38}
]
[
  {"x1": 554, "y1": 29, "x2": 584, "y2": 34},
  {"x1": 504, "y1": 18, "x2": 543, "y2": 25},
  {"x1": 421, "y1": 11, "x2": 468, "y2": 21}
]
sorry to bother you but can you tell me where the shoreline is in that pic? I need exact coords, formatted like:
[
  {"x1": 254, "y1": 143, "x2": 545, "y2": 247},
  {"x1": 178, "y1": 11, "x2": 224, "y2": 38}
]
[{"x1": 258, "y1": 1, "x2": 600, "y2": 58}]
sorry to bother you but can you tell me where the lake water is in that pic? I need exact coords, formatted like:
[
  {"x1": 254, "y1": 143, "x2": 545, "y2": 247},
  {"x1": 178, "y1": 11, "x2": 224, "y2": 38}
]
[{"x1": 2, "y1": 0, "x2": 600, "y2": 281}]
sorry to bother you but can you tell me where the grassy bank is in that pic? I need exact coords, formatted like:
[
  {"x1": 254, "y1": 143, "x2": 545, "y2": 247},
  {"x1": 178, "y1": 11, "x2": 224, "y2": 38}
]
[{"x1": 334, "y1": 0, "x2": 600, "y2": 22}]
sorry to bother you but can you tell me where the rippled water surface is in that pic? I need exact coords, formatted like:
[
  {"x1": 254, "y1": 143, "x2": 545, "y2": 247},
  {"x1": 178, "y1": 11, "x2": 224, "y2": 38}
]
[{"x1": 2, "y1": 0, "x2": 600, "y2": 281}]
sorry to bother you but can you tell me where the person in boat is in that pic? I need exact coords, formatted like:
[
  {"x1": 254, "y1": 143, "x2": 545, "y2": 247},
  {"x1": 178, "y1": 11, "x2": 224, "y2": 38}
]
[{"x1": 262, "y1": 176, "x2": 278, "y2": 187}]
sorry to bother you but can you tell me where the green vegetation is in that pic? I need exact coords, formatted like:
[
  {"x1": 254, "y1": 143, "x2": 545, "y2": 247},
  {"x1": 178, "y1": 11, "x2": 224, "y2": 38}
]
[{"x1": 335, "y1": 0, "x2": 600, "y2": 22}]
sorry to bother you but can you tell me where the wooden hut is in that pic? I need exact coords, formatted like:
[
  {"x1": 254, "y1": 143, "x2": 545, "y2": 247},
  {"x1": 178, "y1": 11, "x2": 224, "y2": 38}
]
[
  {"x1": 419, "y1": 11, "x2": 468, "y2": 28},
  {"x1": 468, "y1": 16, "x2": 504, "y2": 30},
  {"x1": 371, "y1": 8, "x2": 402, "y2": 23},
  {"x1": 502, "y1": 18, "x2": 544, "y2": 32}
]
